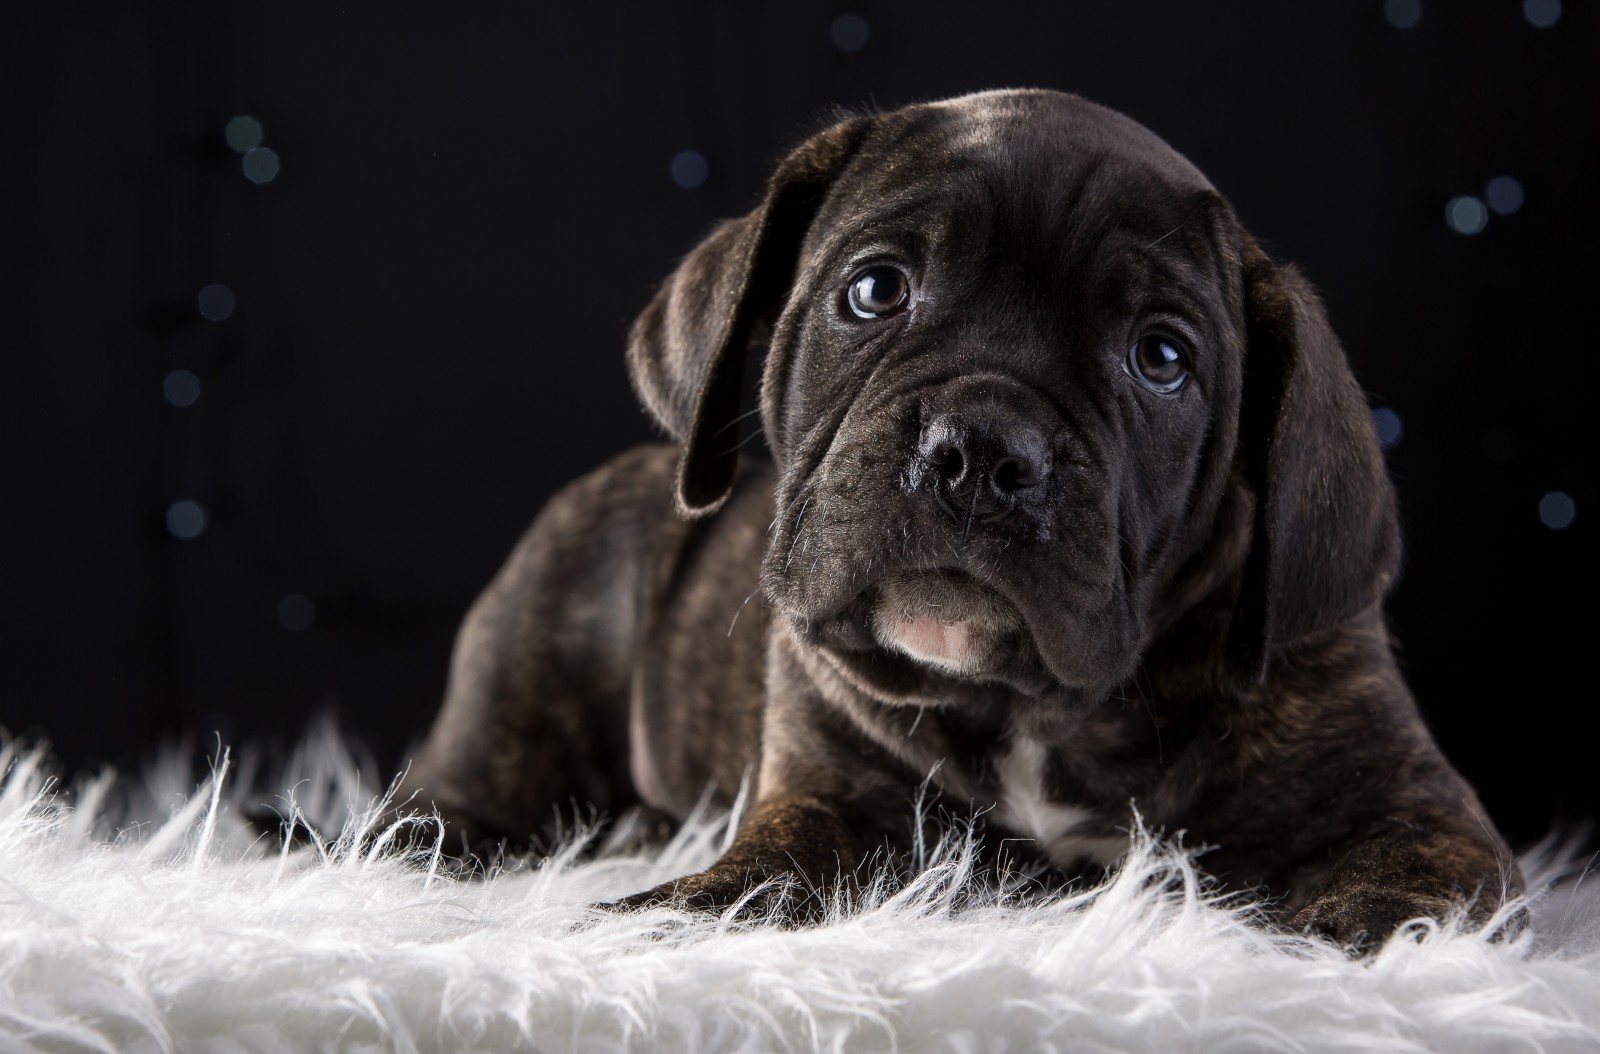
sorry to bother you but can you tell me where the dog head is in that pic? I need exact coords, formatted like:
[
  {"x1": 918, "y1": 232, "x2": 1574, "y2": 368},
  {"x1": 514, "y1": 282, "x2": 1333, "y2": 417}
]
[{"x1": 628, "y1": 89, "x2": 1399, "y2": 704}]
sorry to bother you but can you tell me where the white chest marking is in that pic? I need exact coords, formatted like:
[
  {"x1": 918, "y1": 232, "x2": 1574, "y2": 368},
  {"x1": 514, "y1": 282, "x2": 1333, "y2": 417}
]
[{"x1": 994, "y1": 737, "x2": 1127, "y2": 869}]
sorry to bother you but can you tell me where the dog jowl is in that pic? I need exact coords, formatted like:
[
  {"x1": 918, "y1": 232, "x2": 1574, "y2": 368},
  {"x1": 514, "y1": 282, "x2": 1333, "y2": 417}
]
[{"x1": 397, "y1": 89, "x2": 1520, "y2": 951}]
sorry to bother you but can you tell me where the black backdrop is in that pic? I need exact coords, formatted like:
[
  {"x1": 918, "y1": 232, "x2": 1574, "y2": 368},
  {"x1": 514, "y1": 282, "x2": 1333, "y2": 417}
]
[{"x1": 3, "y1": 2, "x2": 1594, "y2": 847}]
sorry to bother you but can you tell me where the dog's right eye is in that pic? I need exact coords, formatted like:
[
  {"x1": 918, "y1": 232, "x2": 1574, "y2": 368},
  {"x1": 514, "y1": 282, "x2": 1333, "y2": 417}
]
[{"x1": 846, "y1": 266, "x2": 910, "y2": 319}]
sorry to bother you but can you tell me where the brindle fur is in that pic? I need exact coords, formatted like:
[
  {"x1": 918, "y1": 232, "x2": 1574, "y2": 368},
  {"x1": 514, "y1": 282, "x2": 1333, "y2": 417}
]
[{"x1": 395, "y1": 90, "x2": 1520, "y2": 952}]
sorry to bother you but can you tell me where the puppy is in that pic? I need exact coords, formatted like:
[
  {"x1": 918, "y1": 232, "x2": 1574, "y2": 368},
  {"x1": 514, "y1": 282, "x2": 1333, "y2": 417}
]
[{"x1": 396, "y1": 89, "x2": 1520, "y2": 949}]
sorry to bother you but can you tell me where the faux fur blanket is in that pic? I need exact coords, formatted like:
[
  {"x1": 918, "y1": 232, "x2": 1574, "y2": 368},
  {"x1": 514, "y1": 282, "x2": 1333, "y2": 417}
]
[{"x1": 2, "y1": 726, "x2": 1597, "y2": 1053}]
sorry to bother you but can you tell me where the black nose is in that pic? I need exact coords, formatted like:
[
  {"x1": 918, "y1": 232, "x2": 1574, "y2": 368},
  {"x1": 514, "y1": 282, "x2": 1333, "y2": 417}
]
[{"x1": 915, "y1": 413, "x2": 1051, "y2": 525}]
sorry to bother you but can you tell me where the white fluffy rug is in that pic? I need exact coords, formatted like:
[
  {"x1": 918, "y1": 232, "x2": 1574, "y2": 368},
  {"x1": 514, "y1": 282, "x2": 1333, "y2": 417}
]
[{"x1": 3, "y1": 726, "x2": 1599, "y2": 1054}]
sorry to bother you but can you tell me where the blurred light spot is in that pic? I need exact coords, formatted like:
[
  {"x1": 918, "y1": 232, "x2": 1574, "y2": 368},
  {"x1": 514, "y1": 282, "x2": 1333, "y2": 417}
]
[
  {"x1": 166, "y1": 500, "x2": 207, "y2": 540},
  {"x1": 242, "y1": 146, "x2": 280, "y2": 184},
  {"x1": 831, "y1": 13, "x2": 871, "y2": 51},
  {"x1": 1482, "y1": 425, "x2": 1517, "y2": 465},
  {"x1": 224, "y1": 115, "x2": 263, "y2": 154},
  {"x1": 670, "y1": 150, "x2": 709, "y2": 190},
  {"x1": 1371, "y1": 406, "x2": 1404, "y2": 449},
  {"x1": 163, "y1": 368, "x2": 201, "y2": 408},
  {"x1": 1383, "y1": 0, "x2": 1422, "y2": 29},
  {"x1": 197, "y1": 283, "x2": 235, "y2": 321},
  {"x1": 277, "y1": 593, "x2": 316, "y2": 632},
  {"x1": 1523, "y1": 0, "x2": 1561, "y2": 27},
  {"x1": 1539, "y1": 491, "x2": 1576, "y2": 530},
  {"x1": 1485, "y1": 175, "x2": 1524, "y2": 215},
  {"x1": 1445, "y1": 195, "x2": 1488, "y2": 235}
]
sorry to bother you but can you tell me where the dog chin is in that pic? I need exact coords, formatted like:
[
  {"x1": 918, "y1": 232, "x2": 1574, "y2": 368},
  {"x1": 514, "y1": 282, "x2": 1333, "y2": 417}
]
[
  {"x1": 782, "y1": 568, "x2": 1062, "y2": 700},
  {"x1": 873, "y1": 615, "x2": 987, "y2": 675},
  {"x1": 867, "y1": 569, "x2": 1021, "y2": 676}
]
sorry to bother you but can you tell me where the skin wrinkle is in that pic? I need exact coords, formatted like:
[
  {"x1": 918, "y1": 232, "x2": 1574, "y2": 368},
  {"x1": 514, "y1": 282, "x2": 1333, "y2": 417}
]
[{"x1": 392, "y1": 90, "x2": 1520, "y2": 949}]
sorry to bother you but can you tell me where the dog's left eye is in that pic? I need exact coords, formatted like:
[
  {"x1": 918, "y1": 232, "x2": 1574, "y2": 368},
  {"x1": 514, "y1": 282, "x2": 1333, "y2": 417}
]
[
  {"x1": 846, "y1": 266, "x2": 910, "y2": 319},
  {"x1": 1126, "y1": 334, "x2": 1188, "y2": 394}
]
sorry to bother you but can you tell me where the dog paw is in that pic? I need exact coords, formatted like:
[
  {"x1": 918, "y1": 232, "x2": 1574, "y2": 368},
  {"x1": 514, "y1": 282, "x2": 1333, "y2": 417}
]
[
  {"x1": 603, "y1": 864, "x2": 822, "y2": 923},
  {"x1": 1289, "y1": 888, "x2": 1459, "y2": 955}
]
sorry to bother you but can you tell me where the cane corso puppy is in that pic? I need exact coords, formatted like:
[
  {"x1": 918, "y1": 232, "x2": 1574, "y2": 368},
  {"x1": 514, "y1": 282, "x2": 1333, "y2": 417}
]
[{"x1": 396, "y1": 89, "x2": 1520, "y2": 949}]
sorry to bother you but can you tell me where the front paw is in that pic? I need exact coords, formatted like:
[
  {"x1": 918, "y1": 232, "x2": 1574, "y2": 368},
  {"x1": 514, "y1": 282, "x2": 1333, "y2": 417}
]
[
  {"x1": 1289, "y1": 887, "x2": 1458, "y2": 954},
  {"x1": 605, "y1": 864, "x2": 824, "y2": 922}
]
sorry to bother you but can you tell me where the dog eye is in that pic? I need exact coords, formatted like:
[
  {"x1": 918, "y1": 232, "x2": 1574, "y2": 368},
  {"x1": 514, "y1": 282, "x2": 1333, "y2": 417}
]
[
  {"x1": 846, "y1": 266, "x2": 910, "y2": 319},
  {"x1": 1126, "y1": 334, "x2": 1188, "y2": 393}
]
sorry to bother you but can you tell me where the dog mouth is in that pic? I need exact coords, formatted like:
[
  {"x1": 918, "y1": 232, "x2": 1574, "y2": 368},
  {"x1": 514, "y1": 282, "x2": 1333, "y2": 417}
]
[
  {"x1": 867, "y1": 569, "x2": 1022, "y2": 675},
  {"x1": 791, "y1": 568, "x2": 1054, "y2": 697}
]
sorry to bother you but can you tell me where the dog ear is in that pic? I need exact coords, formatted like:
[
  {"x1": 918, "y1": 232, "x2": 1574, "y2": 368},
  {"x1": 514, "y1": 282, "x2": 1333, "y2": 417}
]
[
  {"x1": 1227, "y1": 240, "x2": 1401, "y2": 682},
  {"x1": 627, "y1": 114, "x2": 876, "y2": 518}
]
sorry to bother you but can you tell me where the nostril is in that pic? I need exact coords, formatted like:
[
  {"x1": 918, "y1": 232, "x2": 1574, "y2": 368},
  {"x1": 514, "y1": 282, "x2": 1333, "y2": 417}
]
[
  {"x1": 991, "y1": 456, "x2": 1035, "y2": 494},
  {"x1": 930, "y1": 442, "x2": 966, "y2": 483},
  {"x1": 915, "y1": 405, "x2": 1053, "y2": 522}
]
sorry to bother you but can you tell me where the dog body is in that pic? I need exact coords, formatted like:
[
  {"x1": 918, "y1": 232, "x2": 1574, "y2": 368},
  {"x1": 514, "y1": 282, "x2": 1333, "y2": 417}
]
[{"x1": 399, "y1": 90, "x2": 1517, "y2": 948}]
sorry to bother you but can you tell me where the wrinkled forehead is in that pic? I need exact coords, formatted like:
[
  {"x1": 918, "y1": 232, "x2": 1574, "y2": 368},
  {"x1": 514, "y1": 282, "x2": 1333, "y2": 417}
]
[
  {"x1": 921, "y1": 90, "x2": 1214, "y2": 190},
  {"x1": 815, "y1": 90, "x2": 1221, "y2": 251}
]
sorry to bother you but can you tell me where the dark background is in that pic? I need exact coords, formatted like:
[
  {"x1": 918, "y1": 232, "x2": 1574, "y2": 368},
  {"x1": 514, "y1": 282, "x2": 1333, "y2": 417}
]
[{"x1": 3, "y1": 2, "x2": 1593, "y2": 847}]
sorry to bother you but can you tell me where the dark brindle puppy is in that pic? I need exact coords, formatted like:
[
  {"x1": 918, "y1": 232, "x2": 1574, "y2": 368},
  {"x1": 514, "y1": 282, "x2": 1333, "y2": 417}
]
[{"x1": 396, "y1": 89, "x2": 1520, "y2": 949}]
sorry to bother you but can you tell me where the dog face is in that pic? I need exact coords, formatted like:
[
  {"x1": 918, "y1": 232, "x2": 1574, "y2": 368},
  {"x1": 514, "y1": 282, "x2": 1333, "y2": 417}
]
[
  {"x1": 757, "y1": 98, "x2": 1245, "y2": 702},
  {"x1": 629, "y1": 89, "x2": 1399, "y2": 706}
]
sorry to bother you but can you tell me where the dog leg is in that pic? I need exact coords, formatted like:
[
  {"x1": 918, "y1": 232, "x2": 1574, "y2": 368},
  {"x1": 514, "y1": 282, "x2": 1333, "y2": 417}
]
[
  {"x1": 1289, "y1": 809, "x2": 1523, "y2": 954},
  {"x1": 393, "y1": 446, "x2": 684, "y2": 854},
  {"x1": 607, "y1": 793, "x2": 881, "y2": 920},
  {"x1": 610, "y1": 632, "x2": 917, "y2": 920}
]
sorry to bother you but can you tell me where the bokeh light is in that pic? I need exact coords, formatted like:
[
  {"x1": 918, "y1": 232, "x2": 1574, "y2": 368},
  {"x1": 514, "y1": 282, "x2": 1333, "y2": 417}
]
[
  {"x1": 163, "y1": 369, "x2": 201, "y2": 408},
  {"x1": 1523, "y1": 0, "x2": 1561, "y2": 28},
  {"x1": 1485, "y1": 176, "x2": 1524, "y2": 216},
  {"x1": 831, "y1": 13, "x2": 871, "y2": 51},
  {"x1": 1383, "y1": 0, "x2": 1422, "y2": 29},
  {"x1": 1445, "y1": 195, "x2": 1488, "y2": 235},
  {"x1": 197, "y1": 283, "x2": 235, "y2": 321},
  {"x1": 242, "y1": 147, "x2": 280, "y2": 184},
  {"x1": 670, "y1": 150, "x2": 709, "y2": 190},
  {"x1": 166, "y1": 500, "x2": 207, "y2": 540},
  {"x1": 224, "y1": 115, "x2": 263, "y2": 154},
  {"x1": 1539, "y1": 491, "x2": 1576, "y2": 530},
  {"x1": 1371, "y1": 406, "x2": 1404, "y2": 449}
]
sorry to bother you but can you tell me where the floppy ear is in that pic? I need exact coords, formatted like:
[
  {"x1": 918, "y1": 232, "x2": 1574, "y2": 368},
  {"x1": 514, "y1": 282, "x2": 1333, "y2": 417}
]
[
  {"x1": 1227, "y1": 240, "x2": 1402, "y2": 681},
  {"x1": 626, "y1": 114, "x2": 876, "y2": 518}
]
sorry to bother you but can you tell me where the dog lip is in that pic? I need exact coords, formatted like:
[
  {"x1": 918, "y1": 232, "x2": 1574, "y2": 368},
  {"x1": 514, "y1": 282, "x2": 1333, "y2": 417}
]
[
  {"x1": 801, "y1": 609, "x2": 879, "y2": 653},
  {"x1": 809, "y1": 609, "x2": 1059, "y2": 699},
  {"x1": 784, "y1": 567, "x2": 990, "y2": 631},
  {"x1": 776, "y1": 586, "x2": 1068, "y2": 699},
  {"x1": 872, "y1": 570, "x2": 1020, "y2": 669},
  {"x1": 784, "y1": 567, "x2": 1057, "y2": 690}
]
